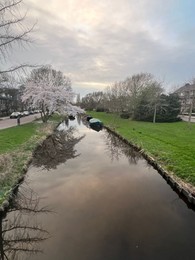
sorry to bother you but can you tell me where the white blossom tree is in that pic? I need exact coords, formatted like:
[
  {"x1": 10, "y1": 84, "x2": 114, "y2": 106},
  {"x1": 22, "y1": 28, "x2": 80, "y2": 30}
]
[{"x1": 22, "y1": 66, "x2": 84, "y2": 122}]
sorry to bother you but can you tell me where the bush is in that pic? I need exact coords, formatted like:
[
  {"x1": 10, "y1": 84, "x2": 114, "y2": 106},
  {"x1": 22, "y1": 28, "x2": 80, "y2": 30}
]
[
  {"x1": 120, "y1": 113, "x2": 130, "y2": 119},
  {"x1": 155, "y1": 116, "x2": 182, "y2": 123},
  {"x1": 96, "y1": 107, "x2": 105, "y2": 112}
]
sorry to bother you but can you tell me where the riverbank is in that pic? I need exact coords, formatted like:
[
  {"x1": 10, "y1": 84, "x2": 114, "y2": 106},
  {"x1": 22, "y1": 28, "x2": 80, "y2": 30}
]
[
  {"x1": 0, "y1": 116, "x2": 64, "y2": 208},
  {"x1": 2, "y1": 117, "x2": 195, "y2": 260},
  {"x1": 88, "y1": 112, "x2": 195, "y2": 190}
]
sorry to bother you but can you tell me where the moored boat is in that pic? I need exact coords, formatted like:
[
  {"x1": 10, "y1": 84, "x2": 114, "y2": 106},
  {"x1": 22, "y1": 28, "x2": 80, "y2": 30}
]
[
  {"x1": 68, "y1": 115, "x2": 75, "y2": 120},
  {"x1": 86, "y1": 115, "x2": 93, "y2": 121},
  {"x1": 89, "y1": 118, "x2": 103, "y2": 131}
]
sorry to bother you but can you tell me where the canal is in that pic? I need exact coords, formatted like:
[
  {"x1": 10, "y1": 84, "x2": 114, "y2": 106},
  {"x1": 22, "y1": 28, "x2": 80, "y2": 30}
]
[{"x1": 1, "y1": 118, "x2": 195, "y2": 259}]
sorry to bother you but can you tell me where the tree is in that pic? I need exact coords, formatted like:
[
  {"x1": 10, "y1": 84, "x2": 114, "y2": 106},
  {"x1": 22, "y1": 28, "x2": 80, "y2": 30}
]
[
  {"x1": 0, "y1": 0, "x2": 34, "y2": 74},
  {"x1": 134, "y1": 82, "x2": 163, "y2": 122},
  {"x1": 158, "y1": 93, "x2": 181, "y2": 122},
  {"x1": 81, "y1": 73, "x2": 163, "y2": 118},
  {"x1": 22, "y1": 66, "x2": 84, "y2": 123},
  {"x1": 124, "y1": 73, "x2": 160, "y2": 117},
  {"x1": 81, "y1": 91, "x2": 105, "y2": 111},
  {"x1": 76, "y1": 94, "x2": 81, "y2": 106},
  {"x1": 104, "y1": 81, "x2": 127, "y2": 113},
  {"x1": 135, "y1": 93, "x2": 181, "y2": 122}
]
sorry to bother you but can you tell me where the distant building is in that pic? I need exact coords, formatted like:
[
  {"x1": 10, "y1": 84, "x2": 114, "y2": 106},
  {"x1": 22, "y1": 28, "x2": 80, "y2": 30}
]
[
  {"x1": 0, "y1": 74, "x2": 24, "y2": 116},
  {"x1": 174, "y1": 83, "x2": 195, "y2": 113},
  {"x1": 0, "y1": 88, "x2": 21, "y2": 116}
]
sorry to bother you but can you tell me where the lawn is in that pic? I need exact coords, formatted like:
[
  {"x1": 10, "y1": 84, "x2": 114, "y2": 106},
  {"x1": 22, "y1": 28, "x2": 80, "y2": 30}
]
[
  {"x1": 89, "y1": 112, "x2": 195, "y2": 185},
  {"x1": 0, "y1": 120, "x2": 58, "y2": 205},
  {"x1": 0, "y1": 113, "x2": 65, "y2": 154},
  {"x1": 0, "y1": 123, "x2": 39, "y2": 154}
]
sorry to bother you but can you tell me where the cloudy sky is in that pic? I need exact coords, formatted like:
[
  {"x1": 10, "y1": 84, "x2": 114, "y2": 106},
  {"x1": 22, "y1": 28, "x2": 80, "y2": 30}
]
[{"x1": 13, "y1": 0, "x2": 195, "y2": 96}]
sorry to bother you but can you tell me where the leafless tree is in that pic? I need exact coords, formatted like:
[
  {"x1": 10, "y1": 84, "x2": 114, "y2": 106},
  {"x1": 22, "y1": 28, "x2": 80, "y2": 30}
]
[
  {"x1": 0, "y1": 0, "x2": 35, "y2": 75},
  {"x1": 103, "y1": 73, "x2": 163, "y2": 118},
  {"x1": 81, "y1": 73, "x2": 163, "y2": 121},
  {"x1": 81, "y1": 91, "x2": 105, "y2": 111},
  {"x1": 104, "y1": 81, "x2": 127, "y2": 113},
  {"x1": 123, "y1": 73, "x2": 160, "y2": 117}
]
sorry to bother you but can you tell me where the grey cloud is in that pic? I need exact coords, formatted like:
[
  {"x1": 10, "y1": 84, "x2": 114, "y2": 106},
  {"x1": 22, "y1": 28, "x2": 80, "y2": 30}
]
[{"x1": 9, "y1": 0, "x2": 195, "y2": 95}]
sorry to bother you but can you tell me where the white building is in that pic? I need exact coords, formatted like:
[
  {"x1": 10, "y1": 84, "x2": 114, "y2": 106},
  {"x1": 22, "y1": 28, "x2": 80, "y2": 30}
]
[{"x1": 174, "y1": 83, "x2": 195, "y2": 113}]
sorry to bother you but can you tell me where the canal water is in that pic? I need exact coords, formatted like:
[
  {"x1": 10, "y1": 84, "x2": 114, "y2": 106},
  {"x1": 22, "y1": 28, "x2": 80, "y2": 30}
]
[{"x1": 1, "y1": 118, "x2": 195, "y2": 260}]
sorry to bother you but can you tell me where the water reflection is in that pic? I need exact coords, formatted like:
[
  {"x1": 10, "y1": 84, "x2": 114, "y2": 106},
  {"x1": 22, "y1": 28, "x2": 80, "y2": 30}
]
[
  {"x1": 2, "y1": 120, "x2": 195, "y2": 260},
  {"x1": 0, "y1": 186, "x2": 51, "y2": 260},
  {"x1": 104, "y1": 130, "x2": 142, "y2": 164},
  {"x1": 32, "y1": 127, "x2": 85, "y2": 170},
  {"x1": 68, "y1": 115, "x2": 75, "y2": 120},
  {"x1": 64, "y1": 117, "x2": 69, "y2": 127},
  {"x1": 76, "y1": 115, "x2": 82, "y2": 125},
  {"x1": 90, "y1": 124, "x2": 103, "y2": 132}
]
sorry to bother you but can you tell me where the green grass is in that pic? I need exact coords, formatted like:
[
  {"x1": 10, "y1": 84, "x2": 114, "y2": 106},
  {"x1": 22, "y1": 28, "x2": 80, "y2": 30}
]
[
  {"x1": 0, "y1": 123, "x2": 39, "y2": 154},
  {"x1": 89, "y1": 112, "x2": 195, "y2": 185},
  {"x1": 0, "y1": 119, "x2": 58, "y2": 205},
  {"x1": 0, "y1": 113, "x2": 64, "y2": 154}
]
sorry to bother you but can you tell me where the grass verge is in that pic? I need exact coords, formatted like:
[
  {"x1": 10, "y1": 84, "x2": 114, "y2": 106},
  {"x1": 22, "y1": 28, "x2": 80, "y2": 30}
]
[
  {"x1": 89, "y1": 112, "x2": 195, "y2": 186},
  {"x1": 0, "y1": 117, "x2": 62, "y2": 206}
]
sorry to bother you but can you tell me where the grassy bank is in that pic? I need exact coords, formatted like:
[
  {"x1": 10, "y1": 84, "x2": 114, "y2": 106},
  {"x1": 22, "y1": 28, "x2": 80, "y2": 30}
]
[
  {"x1": 89, "y1": 112, "x2": 195, "y2": 186},
  {"x1": 0, "y1": 116, "x2": 63, "y2": 206},
  {"x1": 0, "y1": 123, "x2": 40, "y2": 154}
]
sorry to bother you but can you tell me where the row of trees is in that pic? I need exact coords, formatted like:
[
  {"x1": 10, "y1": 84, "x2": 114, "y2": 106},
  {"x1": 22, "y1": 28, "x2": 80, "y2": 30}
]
[{"x1": 80, "y1": 73, "x2": 181, "y2": 123}]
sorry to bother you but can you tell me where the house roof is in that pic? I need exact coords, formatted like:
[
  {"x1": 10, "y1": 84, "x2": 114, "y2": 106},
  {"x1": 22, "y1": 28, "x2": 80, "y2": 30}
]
[{"x1": 175, "y1": 83, "x2": 195, "y2": 93}]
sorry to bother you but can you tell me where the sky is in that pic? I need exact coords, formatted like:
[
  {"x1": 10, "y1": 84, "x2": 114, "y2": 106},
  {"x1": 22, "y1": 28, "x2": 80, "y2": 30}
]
[{"x1": 11, "y1": 0, "x2": 195, "y2": 96}]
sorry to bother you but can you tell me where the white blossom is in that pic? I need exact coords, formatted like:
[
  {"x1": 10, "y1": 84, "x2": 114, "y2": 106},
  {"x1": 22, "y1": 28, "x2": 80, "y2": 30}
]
[{"x1": 22, "y1": 66, "x2": 84, "y2": 122}]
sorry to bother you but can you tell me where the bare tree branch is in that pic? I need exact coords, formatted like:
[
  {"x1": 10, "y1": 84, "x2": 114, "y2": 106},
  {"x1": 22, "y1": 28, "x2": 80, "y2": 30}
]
[
  {"x1": 0, "y1": 15, "x2": 24, "y2": 28},
  {"x1": 0, "y1": 64, "x2": 39, "y2": 75},
  {"x1": 0, "y1": 23, "x2": 35, "y2": 51},
  {"x1": 0, "y1": 0, "x2": 36, "y2": 74},
  {"x1": 0, "y1": 0, "x2": 22, "y2": 13}
]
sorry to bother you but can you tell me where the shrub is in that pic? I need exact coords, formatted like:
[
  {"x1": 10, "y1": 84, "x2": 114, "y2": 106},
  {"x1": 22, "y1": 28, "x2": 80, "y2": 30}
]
[
  {"x1": 96, "y1": 107, "x2": 105, "y2": 112},
  {"x1": 120, "y1": 113, "x2": 130, "y2": 119}
]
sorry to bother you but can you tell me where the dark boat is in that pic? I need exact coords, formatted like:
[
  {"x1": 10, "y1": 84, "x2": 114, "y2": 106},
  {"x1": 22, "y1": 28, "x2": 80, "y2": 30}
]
[
  {"x1": 89, "y1": 118, "x2": 103, "y2": 132},
  {"x1": 86, "y1": 115, "x2": 93, "y2": 121},
  {"x1": 68, "y1": 115, "x2": 75, "y2": 120}
]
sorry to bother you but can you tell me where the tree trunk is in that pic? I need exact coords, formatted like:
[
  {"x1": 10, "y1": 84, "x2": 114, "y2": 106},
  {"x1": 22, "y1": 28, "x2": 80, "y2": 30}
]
[{"x1": 153, "y1": 104, "x2": 157, "y2": 123}]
